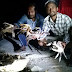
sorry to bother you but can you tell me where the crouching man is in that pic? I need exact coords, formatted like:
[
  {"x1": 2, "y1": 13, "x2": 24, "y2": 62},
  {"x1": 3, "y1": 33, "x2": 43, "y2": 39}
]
[
  {"x1": 38, "y1": 0, "x2": 72, "y2": 47},
  {"x1": 38, "y1": 0, "x2": 72, "y2": 66}
]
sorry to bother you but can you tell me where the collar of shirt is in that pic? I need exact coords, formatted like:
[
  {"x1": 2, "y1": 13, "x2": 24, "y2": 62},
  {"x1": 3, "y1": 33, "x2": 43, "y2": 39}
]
[
  {"x1": 29, "y1": 19, "x2": 36, "y2": 30},
  {"x1": 44, "y1": 12, "x2": 64, "y2": 36},
  {"x1": 29, "y1": 14, "x2": 40, "y2": 30}
]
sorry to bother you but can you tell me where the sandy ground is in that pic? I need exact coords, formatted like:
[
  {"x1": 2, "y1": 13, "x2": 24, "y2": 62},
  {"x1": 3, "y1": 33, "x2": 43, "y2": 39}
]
[{"x1": 0, "y1": 39, "x2": 72, "y2": 72}]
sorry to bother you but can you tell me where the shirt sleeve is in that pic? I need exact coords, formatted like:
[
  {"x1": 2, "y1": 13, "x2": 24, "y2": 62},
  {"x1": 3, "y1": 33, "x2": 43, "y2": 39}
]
[
  {"x1": 63, "y1": 15, "x2": 72, "y2": 44},
  {"x1": 64, "y1": 15, "x2": 72, "y2": 34},
  {"x1": 14, "y1": 14, "x2": 27, "y2": 27},
  {"x1": 63, "y1": 33, "x2": 70, "y2": 44}
]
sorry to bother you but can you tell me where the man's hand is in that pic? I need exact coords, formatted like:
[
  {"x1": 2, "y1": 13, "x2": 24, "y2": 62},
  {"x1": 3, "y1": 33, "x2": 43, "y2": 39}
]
[
  {"x1": 38, "y1": 38, "x2": 47, "y2": 46},
  {"x1": 31, "y1": 35, "x2": 37, "y2": 40},
  {"x1": 61, "y1": 42, "x2": 66, "y2": 48}
]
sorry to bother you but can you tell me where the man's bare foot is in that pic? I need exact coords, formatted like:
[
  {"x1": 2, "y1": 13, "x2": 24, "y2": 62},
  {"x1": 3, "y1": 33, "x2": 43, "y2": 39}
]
[
  {"x1": 21, "y1": 46, "x2": 26, "y2": 51},
  {"x1": 15, "y1": 46, "x2": 26, "y2": 52}
]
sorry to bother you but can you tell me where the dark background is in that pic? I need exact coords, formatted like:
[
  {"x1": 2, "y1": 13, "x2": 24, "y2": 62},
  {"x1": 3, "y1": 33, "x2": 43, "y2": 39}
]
[{"x1": 0, "y1": 0, "x2": 59, "y2": 25}]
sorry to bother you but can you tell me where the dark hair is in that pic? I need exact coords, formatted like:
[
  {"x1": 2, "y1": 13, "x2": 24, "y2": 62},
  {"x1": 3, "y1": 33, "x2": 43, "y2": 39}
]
[{"x1": 27, "y1": 3, "x2": 37, "y2": 11}]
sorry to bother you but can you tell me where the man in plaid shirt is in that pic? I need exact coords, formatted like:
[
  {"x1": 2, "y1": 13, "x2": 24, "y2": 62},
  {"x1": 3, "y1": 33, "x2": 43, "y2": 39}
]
[{"x1": 41, "y1": 0, "x2": 72, "y2": 48}]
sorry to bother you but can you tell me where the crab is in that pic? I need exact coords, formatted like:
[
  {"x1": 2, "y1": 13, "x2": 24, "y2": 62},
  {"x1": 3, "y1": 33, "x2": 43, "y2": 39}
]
[
  {"x1": 47, "y1": 41, "x2": 67, "y2": 62},
  {"x1": 1, "y1": 22, "x2": 14, "y2": 33}
]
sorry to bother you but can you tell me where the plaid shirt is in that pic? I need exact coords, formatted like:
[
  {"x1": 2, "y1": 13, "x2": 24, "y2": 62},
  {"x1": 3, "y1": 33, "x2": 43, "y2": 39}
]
[{"x1": 42, "y1": 12, "x2": 72, "y2": 43}]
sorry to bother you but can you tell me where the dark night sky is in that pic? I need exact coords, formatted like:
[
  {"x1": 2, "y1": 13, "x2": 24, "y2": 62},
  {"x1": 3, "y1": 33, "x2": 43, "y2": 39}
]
[{"x1": 0, "y1": 0, "x2": 59, "y2": 24}]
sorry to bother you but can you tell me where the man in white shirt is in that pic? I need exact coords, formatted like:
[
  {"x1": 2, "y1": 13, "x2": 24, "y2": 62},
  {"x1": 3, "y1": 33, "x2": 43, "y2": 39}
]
[{"x1": 39, "y1": 0, "x2": 72, "y2": 48}]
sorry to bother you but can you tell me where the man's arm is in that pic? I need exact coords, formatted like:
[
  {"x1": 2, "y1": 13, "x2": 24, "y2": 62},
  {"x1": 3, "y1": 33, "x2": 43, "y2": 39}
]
[
  {"x1": 14, "y1": 14, "x2": 27, "y2": 27},
  {"x1": 63, "y1": 15, "x2": 72, "y2": 44}
]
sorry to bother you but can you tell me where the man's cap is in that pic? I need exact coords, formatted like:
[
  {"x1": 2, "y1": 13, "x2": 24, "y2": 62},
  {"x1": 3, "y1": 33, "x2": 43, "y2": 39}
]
[{"x1": 45, "y1": 0, "x2": 58, "y2": 7}]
